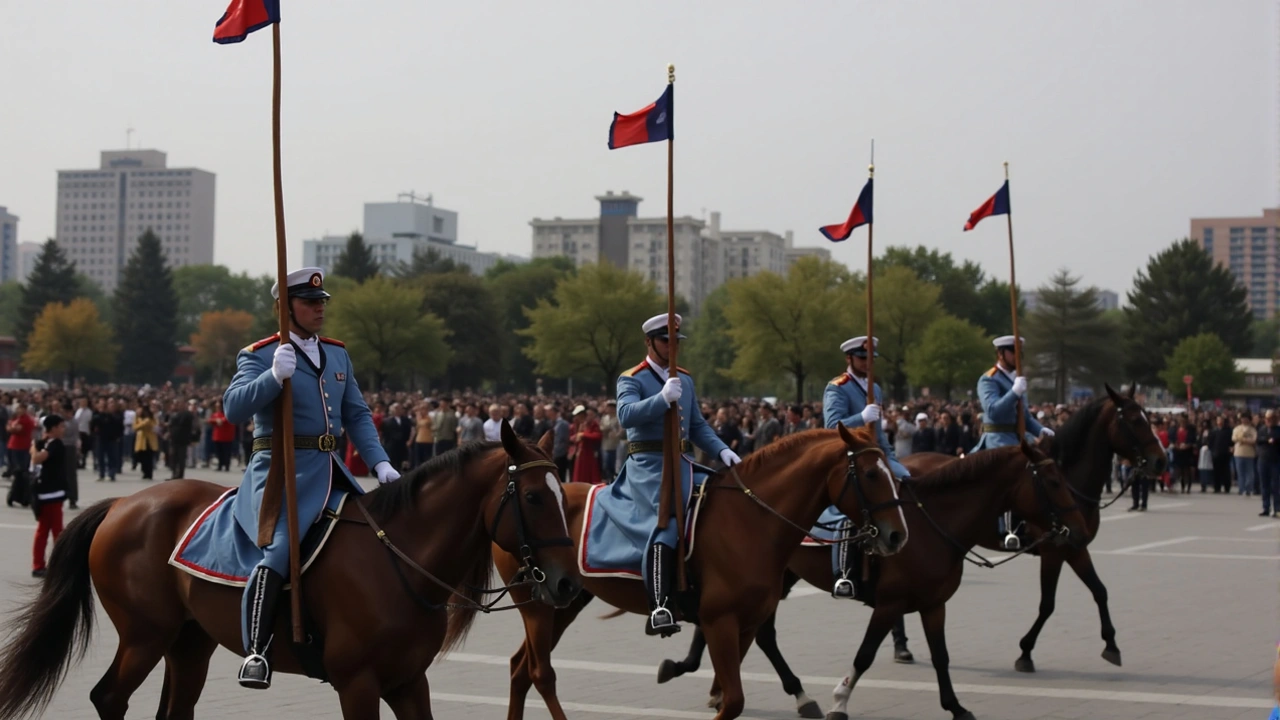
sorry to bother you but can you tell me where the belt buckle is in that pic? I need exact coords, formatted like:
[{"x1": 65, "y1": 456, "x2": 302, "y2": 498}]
[{"x1": 318, "y1": 433, "x2": 337, "y2": 452}]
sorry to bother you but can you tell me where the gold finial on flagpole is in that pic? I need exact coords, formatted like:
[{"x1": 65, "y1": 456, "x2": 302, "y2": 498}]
[{"x1": 668, "y1": 63, "x2": 675, "y2": 83}]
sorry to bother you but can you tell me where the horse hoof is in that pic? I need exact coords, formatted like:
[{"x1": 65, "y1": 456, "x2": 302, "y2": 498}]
[
  {"x1": 1014, "y1": 656, "x2": 1035, "y2": 673},
  {"x1": 1101, "y1": 648, "x2": 1122, "y2": 667},
  {"x1": 798, "y1": 700, "x2": 822, "y2": 718},
  {"x1": 955, "y1": 711, "x2": 977, "y2": 720},
  {"x1": 657, "y1": 660, "x2": 679, "y2": 684},
  {"x1": 707, "y1": 693, "x2": 722, "y2": 710},
  {"x1": 824, "y1": 713, "x2": 848, "y2": 720}
]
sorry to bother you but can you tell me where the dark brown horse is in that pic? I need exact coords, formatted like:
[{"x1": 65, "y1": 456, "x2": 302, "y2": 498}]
[
  {"x1": 660, "y1": 439, "x2": 1089, "y2": 720},
  {"x1": 0, "y1": 420, "x2": 580, "y2": 720},
  {"x1": 478, "y1": 425, "x2": 911, "y2": 720}
]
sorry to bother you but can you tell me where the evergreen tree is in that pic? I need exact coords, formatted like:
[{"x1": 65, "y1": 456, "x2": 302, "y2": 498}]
[
  {"x1": 1024, "y1": 269, "x2": 1125, "y2": 403},
  {"x1": 113, "y1": 231, "x2": 180, "y2": 383},
  {"x1": 14, "y1": 240, "x2": 79, "y2": 351},
  {"x1": 394, "y1": 247, "x2": 462, "y2": 278},
  {"x1": 331, "y1": 232, "x2": 380, "y2": 283},
  {"x1": 1124, "y1": 239, "x2": 1252, "y2": 384}
]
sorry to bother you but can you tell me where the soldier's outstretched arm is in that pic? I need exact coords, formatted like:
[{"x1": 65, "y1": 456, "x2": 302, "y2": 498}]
[
  {"x1": 616, "y1": 375, "x2": 667, "y2": 427},
  {"x1": 823, "y1": 383, "x2": 863, "y2": 429},
  {"x1": 339, "y1": 355, "x2": 390, "y2": 468},
  {"x1": 223, "y1": 348, "x2": 282, "y2": 425}
]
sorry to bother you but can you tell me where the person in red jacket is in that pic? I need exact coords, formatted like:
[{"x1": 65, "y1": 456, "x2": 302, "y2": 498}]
[
  {"x1": 570, "y1": 405, "x2": 603, "y2": 485},
  {"x1": 209, "y1": 399, "x2": 237, "y2": 472}
]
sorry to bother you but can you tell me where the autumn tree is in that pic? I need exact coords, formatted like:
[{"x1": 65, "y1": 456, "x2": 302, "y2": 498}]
[
  {"x1": 192, "y1": 309, "x2": 256, "y2": 385},
  {"x1": 325, "y1": 276, "x2": 450, "y2": 390},
  {"x1": 22, "y1": 298, "x2": 117, "y2": 382}
]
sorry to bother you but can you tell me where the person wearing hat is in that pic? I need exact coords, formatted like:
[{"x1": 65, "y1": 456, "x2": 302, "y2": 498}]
[
  {"x1": 819, "y1": 335, "x2": 915, "y2": 662},
  {"x1": 28, "y1": 413, "x2": 67, "y2": 578},
  {"x1": 223, "y1": 267, "x2": 397, "y2": 689},
  {"x1": 971, "y1": 335, "x2": 1052, "y2": 551},
  {"x1": 593, "y1": 312, "x2": 738, "y2": 637}
]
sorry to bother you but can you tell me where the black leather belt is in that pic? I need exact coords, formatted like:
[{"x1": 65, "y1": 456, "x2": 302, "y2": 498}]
[
  {"x1": 628, "y1": 440, "x2": 692, "y2": 454},
  {"x1": 982, "y1": 424, "x2": 1018, "y2": 434},
  {"x1": 251, "y1": 434, "x2": 339, "y2": 454}
]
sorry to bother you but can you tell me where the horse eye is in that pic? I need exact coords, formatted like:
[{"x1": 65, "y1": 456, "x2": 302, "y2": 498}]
[
  {"x1": 524, "y1": 491, "x2": 543, "y2": 506},
  {"x1": 864, "y1": 469, "x2": 878, "y2": 480}
]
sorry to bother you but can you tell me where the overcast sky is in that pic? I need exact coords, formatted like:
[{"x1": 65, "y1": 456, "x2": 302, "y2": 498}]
[{"x1": 2, "y1": 1, "x2": 1275, "y2": 301}]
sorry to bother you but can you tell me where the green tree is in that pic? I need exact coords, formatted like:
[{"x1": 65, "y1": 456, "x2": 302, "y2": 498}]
[
  {"x1": 877, "y1": 245, "x2": 983, "y2": 318},
  {"x1": 393, "y1": 247, "x2": 466, "y2": 278},
  {"x1": 15, "y1": 240, "x2": 79, "y2": 351},
  {"x1": 173, "y1": 264, "x2": 273, "y2": 342},
  {"x1": 723, "y1": 256, "x2": 863, "y2": 403},
  {"x1": 113, "y1": 231, "x2": 180, "y2": 383},
  {"x1": 485, "y1": 258, "x2": 578, "y2": 392},
  {"x1": 680, "y1": 285, "x2": 741, "y2": 398},
  {"x1": 521, "y1": 263, "x2": 662, "y2": 392},
  {"x1": 327, "y1": 276, "x2": 450, "y2": 390},
  {"x1": 22, "y1": 298, "x2": 117, "y2": 383},
  {"x1": 969, "y1": 278, "x2": 1026, "y2": 338},
  {"x1": 1024, "y1": 269, "x2": 1126, "y2": 403},
  {"x1": 331, "y1": 232, "x2": 380, "y2": 283},
  {"x1": 872, "y1": 265, "x2": 943, "y2": 401},
  {"x1": 1250, "y1": 316, "x2": 1280, "y2": 358},
  {"x1": 0, "y1": 282, "x2": 23, "y2": 336},
  {"x1": 905, "y1": 315, "x2": 991, "y2": 399},
  {"x1": 1160, "y1": 333, "x2": 1242, "y2": 399},
  {"x1": 416, "y1": 272, "x2": 504, "y2": 390},
  {"x1": 1125, "y1": 239, "x2": 1252, "y2": 384}
]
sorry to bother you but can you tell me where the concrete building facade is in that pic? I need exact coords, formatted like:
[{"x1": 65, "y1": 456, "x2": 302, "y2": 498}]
[{"x1": 1192, "y1": 208, "x2": 1280, "y2": 317}]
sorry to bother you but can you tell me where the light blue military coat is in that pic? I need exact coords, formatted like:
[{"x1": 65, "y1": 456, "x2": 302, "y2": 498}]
[
  {"x1": 970, "y1": 365, "x2": 1044, "y2": 452},
  {"x1": 822, "y1": 371, "x2": 908, "y2": 478},
  {"x1": 223, "y1": 333, "x2": 389, "y2": 580},
  {"x1": 592, "y1": 359, "x2": 727, "y2": 580}
]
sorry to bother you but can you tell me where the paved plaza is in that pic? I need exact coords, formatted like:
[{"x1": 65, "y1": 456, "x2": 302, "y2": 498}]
[{"x1": 1, "y1": 461, "x2": 1275, "y2": 719}]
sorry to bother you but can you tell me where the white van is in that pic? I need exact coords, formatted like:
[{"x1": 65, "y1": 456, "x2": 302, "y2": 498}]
[{"x1": 0, "y1": 379, "x2": 50, "y2": 391}]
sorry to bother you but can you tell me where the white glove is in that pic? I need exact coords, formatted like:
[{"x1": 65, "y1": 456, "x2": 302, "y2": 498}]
[
  {"x1": 271, "y1": 343, "x2": 296, "y2": 385},
  {"x1": 1040, "y1": 427, "x2": 1055, "y2": 438},
  {"x1": 719, "y1": 448, "x2": 742, "y2": 467},
  {"x1": 374, "y1": 461, "x2": 400, "y2": 484},
  {"x1": 660, "y1": 377, "x2": 683, "y2": 405},
  {"x1": 1011, "y1": 376, "x2": 1027, "y2": 396},
  {"x1": 860, "y1": 403, "x2": 881, "y2": 424}
]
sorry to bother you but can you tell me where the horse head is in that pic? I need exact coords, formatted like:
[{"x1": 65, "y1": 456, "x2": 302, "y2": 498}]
[
  {"x1": 1104, "y1": 382, "x2": 1167, "y2": 476},
  {"x1": 834, "y1": 423, "x2": 909, "y2": 556},
  {"x1": 1017, "y1": 437, "x2": 1088, "y2": 548},
  {"x1": 487, "y1": 419, "x2": 581, "y2": 609}
]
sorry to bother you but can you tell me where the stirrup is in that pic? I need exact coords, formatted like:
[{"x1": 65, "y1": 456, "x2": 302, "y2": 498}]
[
  {"x1": 832, "y1": 576, "x2": 856, "y2": 599},
  {"x1": 1002, "y1": 533, "x2": 1021, "y2": 552},
  {"x1": 238, "y1": 653, "x2": 271, "y2": 690},
  {"x1": 646, "y1": 606, "x2": 680, "y2": 636}
]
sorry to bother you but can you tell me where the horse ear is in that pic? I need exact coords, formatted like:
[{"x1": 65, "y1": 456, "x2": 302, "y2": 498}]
[
  {"x1": 1037, "y1": 433, "x2": 1056, "y2": 457},
  {"x1": 536, "y1": 429, "x2": 554, "y2": 455},
  {"x1": 836, "y1": 422, "x2": 855, "y2": 447},
  {"x1": 1019, "y1": 437, "x2": 1035, "y2": 459},
  {"x1": 1127, "y1": 382, "x2": 1136, "y2": 399},
  {"x1": 499, "y1": 418, "x2": 521, "y2": 457},
  {"x1": 1104, "y1": 383, "x2": 1123, "y2": 406}
]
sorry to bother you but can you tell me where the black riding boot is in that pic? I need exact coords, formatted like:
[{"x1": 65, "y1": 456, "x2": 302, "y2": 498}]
[
  {"x1": 644, "y1": 543, "x2": 680, "y2": 637},
  {"x1": 238, "y1": 566, "x2": 285, "y2": 689},
  {"x1": 832, "y1": 520, "x2": 859, "y2": 599}
]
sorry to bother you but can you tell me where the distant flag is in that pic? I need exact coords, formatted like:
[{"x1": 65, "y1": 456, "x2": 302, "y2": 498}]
[
  {"x1": 213, "y1": 0, "x2": 281, "y2": 44},
  {"x1": 963, "y1": 180, "x2": 1010, "y2": 231},
  {"x1": 608, "y1": 85, "x2": 673, "y2": 149},
  {"x1": 819, "y1": 178, "x2": 873, "y2": 242}
]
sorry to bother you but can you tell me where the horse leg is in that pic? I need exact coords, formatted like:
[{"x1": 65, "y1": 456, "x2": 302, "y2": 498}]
[
  {"x1": 384, "y1": 674, "x2": 433, "y2": 720},
  {"x1": 751, "y1": 609, "x2": 820, "y2": 718},
  {"x1": 157, "y1": 622, "x2": 217, "y2": 720},
  {"x1": 90, "y1": 632, "x2": 174, "y2": 720},
  {"x1": 1014, "y1": 553, "x2": 1065, "y2": 673},
  {"x1": 658, "y1": 624, "x2": 707, "y2": 684},
  {"x1": 824, "y1": 606, "x2": 896, "y2": 720},
  {"x1": 919, "y1": 604, "x2": 973, "y2": 720},
  {"x1": 511, "y1": 595, "x2": 591, "y2": 720},
  {"x1": 1066, "y1": 548, "x2": 1121, "y2": 666},
  {"x1": 701, "y1": 614, "x2": 745, "y2": 720},
  {"x1": 336, "y1": 673, "x2": 384, "y2": 720}
]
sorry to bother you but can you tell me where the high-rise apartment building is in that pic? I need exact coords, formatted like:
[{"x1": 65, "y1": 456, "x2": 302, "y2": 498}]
[
  {"x1": 0, "y1": 207, "x2": 17, "y2": 283},
  {"x1": 1192, "y1": 208, "x2": 1280, "y2": 317},
  {"x1": 56, "y1": 150, "x2": 216, "y2": 291}
]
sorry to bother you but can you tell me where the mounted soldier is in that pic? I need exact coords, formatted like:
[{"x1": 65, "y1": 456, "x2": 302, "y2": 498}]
[
  {"x1": 597, "y1": 312, "x2": 739, "y2": 637},
  {"x1": 224, "y1": 267, "x2": 399, "y2": 689},
  {"x1": 970, "y1": 334, "x2": 1054, "y2": 550}
]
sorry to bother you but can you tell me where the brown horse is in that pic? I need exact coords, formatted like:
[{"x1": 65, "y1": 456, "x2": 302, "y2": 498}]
[
  {"x1": 661, "y1": 439, "x2": 1089, "y2": 720},
  {"x1": 0, "y1": 420, "x2": 580, "y2": 720},
  {"x1": 477, "y1": 425, "x2": 910, "y2": 720}
]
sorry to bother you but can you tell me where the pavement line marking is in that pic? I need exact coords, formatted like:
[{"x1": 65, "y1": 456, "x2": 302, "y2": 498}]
[
  {"x1": 439, "y1": 653, "x2": 1271, "y2": 709},
  {"x1": 1110, "y1": 536, "x2": 1198, "y2": 554},
  {"x1": 434, "y1": 692, "x2": 776, "y2": 719},
  {"x1": 1246, "y1": 522, "x2": 1280, "y2": 532},
  {"x1": 1194, "y1": 536, "x2": 1279, "y2": 543},
  {"x1": 1094, "y1": 550, "x2": 1280, "y2": 561},
  {"x1": 0, "y1": 523, "x2": 35, "y2": 530},
  {"x1": 1099, "y1": 501, "x2": 1192, "y2": 523}
]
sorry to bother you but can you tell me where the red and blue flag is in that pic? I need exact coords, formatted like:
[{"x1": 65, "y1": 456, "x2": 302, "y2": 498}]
[
  {"x1": 820, "y1": 178, "x2": 873, "y2": 242},
  {"x1": 213, "y1": 0, "x2": 280, "y2": 44},
  {"x1": 963, "y1": 180, "x2": 1010, "y2": 231},
  {"x1": 608, "y1": 85, "x2": 673, "y2": 149}
]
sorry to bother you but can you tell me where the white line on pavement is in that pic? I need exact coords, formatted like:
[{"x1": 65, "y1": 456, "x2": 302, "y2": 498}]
[
  {"x1": 0, "y1": 523, "x2": 34, "y2": 530},
  {"x1": 1098, "y1": 501, "x2": 1192, "y2": 523},
  {"x1": 1194, "y1": 536, "x2": 1279, "y2": 543},
  {"x1": 434, "y1": 692, "x2": 776, "y2": 719},
  {"x1": 1095, "y1": 550, "x2": 1280, "y2": 561},
  {"x1": 1246, "y1": 522, "x2": 1280, "y2": 532},
  {"x1": 1110, "y1": 536, "x2": 1198, "y2": 554},
  {"x1": 438, "y1": 653, "x2": 1271, "y2": 709}
]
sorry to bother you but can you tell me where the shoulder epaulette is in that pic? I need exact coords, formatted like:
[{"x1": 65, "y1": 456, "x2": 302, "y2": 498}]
[
  {"x1": 830, "y1": 374, "x2": 850, "y2": 386},
  {"x1": 622, "y1": 362, "x2": 647, "y2": 378},
  {"x1": 245, "y1": 333, "x2": 280, "y2": 352},
  {"x1": 676, "y1": 366, "x2": 690, "y2": 375},
  {"x1": 319, "y1": 337, "x2": 345, "y2": 347},
  {"x1": 984, "y1": 366, "x2": 999, "y2": 378}
]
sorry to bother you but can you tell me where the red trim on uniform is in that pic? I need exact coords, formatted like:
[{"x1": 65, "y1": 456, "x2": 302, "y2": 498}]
[
  {"x1": 172, "y1": 489, "x2": 250, "y2": 583},
  {"x1": 318, "y1": 336, "x2": 345, "y2": 347},
  {"x1": 622, "y1": 361, "x2": 648, "y2": 378},
  {"x1": 248, "y1": 333, "x2": 281, "y2": 351},
  {"x1": 831, "y1": 374, "x2": 850, "y2": 386}
]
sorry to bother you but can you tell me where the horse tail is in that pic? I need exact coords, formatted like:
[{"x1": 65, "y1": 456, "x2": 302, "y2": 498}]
[
  {"x1": 440, "y1": 541, "x2": 494, "y2": 657},
  {"x1": 0, "y1": 498, "x2": 116, "y2": 720},
  {"x1": 597, "y1": 608, "x2": 626, "y2": 620}
]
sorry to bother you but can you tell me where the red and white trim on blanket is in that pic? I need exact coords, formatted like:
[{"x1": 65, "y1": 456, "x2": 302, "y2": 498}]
[
  {"x1": 577, "y1": 479, "x2": 709, "y2": 580},
  {"x1": 167, "y1": 487, "x2": 246, "y2": 587}
]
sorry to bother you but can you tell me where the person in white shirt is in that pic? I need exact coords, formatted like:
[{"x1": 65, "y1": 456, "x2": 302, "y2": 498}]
[{"x1": 482, "y1": 403, "x2": 504, "y2": 442}]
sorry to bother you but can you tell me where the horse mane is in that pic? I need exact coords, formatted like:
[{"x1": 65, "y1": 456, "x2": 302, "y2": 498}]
[
  {"x1": 1051, "y1": 395, "x2": 1109, "y2": 470},
  {"x1": 906, "y1": 447, "x2": 1016, "y2": 493},
  {"x1": 364, "y1": 440, "x2": 503, "y2": 523},
  {"x1": 735, "y1": 426, "x2": 875, "y2": 475}
]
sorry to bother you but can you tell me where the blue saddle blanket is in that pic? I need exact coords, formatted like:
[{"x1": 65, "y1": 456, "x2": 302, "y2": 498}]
[
  {"x1": 578, "y1": 477, "x2": 709, "y2": 580},
  {"x1": 168, "y1": 486, "x2": 348, "y2": 587}
]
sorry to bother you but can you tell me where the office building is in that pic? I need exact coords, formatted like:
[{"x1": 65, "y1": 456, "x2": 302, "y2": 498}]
[
  {"x1": 1192, "y1": 208, "x2": 1280, "y2": 317},
  {"x1": 0, "y1": 207, "x2": 16, "y2": 283},
  {"x1": 56, "y1": 149, "x2": 216, "y2": 291},
  {"x1": 16, "y1": 243, "x2": 40, "y2": 284}
]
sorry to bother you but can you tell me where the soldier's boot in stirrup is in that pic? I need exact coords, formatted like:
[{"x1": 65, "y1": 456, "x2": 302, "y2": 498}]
[
  {"x1": 644, "y1": 543, "x2": 680, "y2": 637},
  {"x1": 238, "y1": 566, "x2": 284, "y2": 689},
  {"x1": 1000, "y1": 511, "x2": 1021, "y2": 551},
  {"x1": 832, "y1": 532, "x2": 857, "y2": 599}
]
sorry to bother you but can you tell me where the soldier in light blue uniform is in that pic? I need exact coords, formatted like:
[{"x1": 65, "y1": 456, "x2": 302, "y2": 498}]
[
  {"x1": 223, "y1": 267, "x2": 399, "y2": 689},
  {"x1": 821, "y1": 335, "x2": 914, "y2": 663},
  {"x1": 970, "y1": 334, "x2": 1054, "y2": 550},
  {"x1": 599, "y1": 312, "x2": 739, "y2": 637}
]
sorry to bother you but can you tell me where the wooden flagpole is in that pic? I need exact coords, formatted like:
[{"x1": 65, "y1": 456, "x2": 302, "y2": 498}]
[
  {"x1": 864, "y1": 155, "x2": 877, "y2": 434},
  {"x1": 1004, "y1": 162, "x2": 1026, "y2": 442}
]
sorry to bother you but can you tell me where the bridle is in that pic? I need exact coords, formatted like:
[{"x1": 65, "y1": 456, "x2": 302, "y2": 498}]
[
  {"x1": 348, "y1": 454, "x2": 573, "y2": 614},
  {"x1": 1070, "y1": 401, "x2": 1160, "y2": 510}
]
